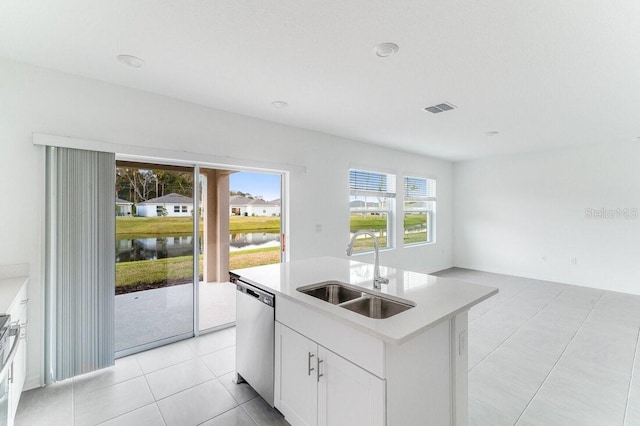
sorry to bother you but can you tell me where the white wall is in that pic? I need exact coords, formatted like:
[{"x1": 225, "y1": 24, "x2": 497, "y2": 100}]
[
  {"x1": 454, "y1": 143, "x2": 640, "y2": 295},
  {"x1": 0, "y1": 58, "x2": 453, "y2": 388}
]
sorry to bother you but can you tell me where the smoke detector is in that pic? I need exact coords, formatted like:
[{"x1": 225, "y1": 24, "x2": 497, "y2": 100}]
[
  {"x1": 117, "y1": 54, "x2": 144, "y2": 68},
  {"x1": 374, "y1": 43, "x2": 399, "y2": 58},
  {"x1": 424, "y1": 102, "x2": 456, "y2": 114}
]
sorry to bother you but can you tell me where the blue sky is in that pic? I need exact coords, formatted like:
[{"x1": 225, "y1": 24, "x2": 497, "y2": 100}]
[{"x1": 230, "y1": 172, "x2": 281, "y2": 201}]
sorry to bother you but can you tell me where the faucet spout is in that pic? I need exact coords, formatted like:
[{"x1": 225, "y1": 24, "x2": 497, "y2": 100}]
[{"x1": 346, "y1": 230, "x2": 389, "y2": 289}]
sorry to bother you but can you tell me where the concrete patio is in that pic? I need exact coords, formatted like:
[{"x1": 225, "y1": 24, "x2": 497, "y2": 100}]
[{"x1": 115, "y1": 281, "x2": 236, "y2": 353}]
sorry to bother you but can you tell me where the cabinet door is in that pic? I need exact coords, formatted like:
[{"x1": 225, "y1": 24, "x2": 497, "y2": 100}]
[
  {"x1": 275, "y1": 322, "x2": 318, "y2": 426},
  {"x1": 317, "y1": 346, "x2": 385, "y2": 426}
]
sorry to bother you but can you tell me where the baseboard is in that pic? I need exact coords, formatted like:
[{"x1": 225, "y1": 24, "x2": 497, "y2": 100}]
[{"x1": 24, "y1": 374, "x2": 43, "y2": 391}]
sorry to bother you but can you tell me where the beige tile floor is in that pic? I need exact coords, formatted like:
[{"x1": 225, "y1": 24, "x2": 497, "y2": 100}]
[
  {"x1": 16, "y1": 269, "x2": 640, "y2": 425},
  {"x1": 434, "y1": 268, "x2": 640, "y2": 426},
  {"x1": 15, "y1": 327, "x2": 288, "y2": 426}
]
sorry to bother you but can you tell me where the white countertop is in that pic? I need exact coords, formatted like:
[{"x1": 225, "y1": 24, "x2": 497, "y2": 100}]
[
  {"x1": 0, "y1": 276, "x2": 28, "y2": 313},
  {"x1": 232, "y1": 257, "x2": 498, "y2": 344}
]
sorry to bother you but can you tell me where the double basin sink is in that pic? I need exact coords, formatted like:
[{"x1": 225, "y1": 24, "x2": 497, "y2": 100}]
[{"x1": 297, "y1": 281, "x2": 415, "y2": 319}]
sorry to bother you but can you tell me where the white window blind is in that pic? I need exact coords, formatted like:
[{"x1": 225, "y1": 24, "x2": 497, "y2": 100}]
[
  {"x1": 349, "y1": 169, "x2": 396, "y2": 198},
  {"x1": 404, "y1": 176, "x2": 436, "y2": 200}
]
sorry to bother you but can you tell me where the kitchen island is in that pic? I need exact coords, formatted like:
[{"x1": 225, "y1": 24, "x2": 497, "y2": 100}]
[{"x1": 232, "y1": 256, "x2": 497, "y2": 426}]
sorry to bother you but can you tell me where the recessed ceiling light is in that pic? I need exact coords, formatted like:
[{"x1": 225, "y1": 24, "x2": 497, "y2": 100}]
[
  {"x1": 271, "y1": 101, "x2": 289, "y2": 109},
  {"x1": 485, "y1": 131, "x2": 500, "y2": 136},
  {"x1": 117, "y1": 54, "x2": 144, "y2": 68},
  {"x1": 374, "y1": 43, "x2": 399, "y2": 58}
]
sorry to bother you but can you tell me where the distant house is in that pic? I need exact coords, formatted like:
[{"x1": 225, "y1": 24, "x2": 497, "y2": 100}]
[
  {"x1": 116, "y1": 197, "x2": 133, "y2": 216},
  {"x1": 136, "y1": 193, "x2": 194, "y2": 217},
  {"x1": 230, "y1": 195, "x2": 280, "y2": 217}
]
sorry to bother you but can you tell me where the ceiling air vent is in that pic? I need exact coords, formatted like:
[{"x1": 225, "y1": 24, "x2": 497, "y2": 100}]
[{"x1": 424, "y1": 102, "x2": 456, "y2": 114}]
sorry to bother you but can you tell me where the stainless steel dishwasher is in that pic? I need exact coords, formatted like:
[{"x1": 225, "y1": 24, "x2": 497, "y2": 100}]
[{"x1": 231, "y1": 273, "x2": 275, "y2": 407}]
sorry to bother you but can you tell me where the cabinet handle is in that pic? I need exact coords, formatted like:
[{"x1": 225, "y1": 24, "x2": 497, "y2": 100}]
[
  {"x1": 317, "y1": 357, "x2": 323, "y2": 382},
  {"x1": 308, "y1": 352, "x2": 315, "y2": 376}
]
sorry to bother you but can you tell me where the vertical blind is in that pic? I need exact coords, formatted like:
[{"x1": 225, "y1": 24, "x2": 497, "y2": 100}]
[{"x1": 46, "y1": 147, "x2": 115, "y2": 382}]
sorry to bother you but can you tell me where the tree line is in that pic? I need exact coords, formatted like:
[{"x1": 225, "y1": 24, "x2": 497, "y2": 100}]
[
  {"x1": 116, "y1": 168, "x2": 194, "y2": 203},
  {"x1": 116, "y1": 168, "x2": 259, "y2": 203}
]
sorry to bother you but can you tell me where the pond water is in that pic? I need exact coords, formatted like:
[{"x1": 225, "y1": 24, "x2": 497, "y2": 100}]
[
  {"x1": 116, "y1": 232, "x2": 281, "y2": 263},
  {"x1": 229, "y1": 232, "x2": 281, "y2": 251}
]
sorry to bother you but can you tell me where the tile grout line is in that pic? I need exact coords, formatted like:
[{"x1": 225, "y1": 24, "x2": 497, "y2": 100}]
[
  {"x1": 513, "y1": 290, "x2": 605, "y2": 425},
  {"x1": 468, "y1": 286, "x2": 567, "y2": 373},
  {"x1": 91, "y1": 375, "x2": 161, "y2": 425},
  {"x1": 113, "y1": 334, "x2": 236, "y2": 423},
  {"x1": 195, "y1": 400, "x2": 259, "y2": 426},
  {"x1": 468, "y1": 279, "x2": 539, "y2": 325},
  {"x1": 141, "y1": 370, "x2": 169, "y2": 426},
  {"x1": 623, "y1": 325, "x2": 640, "y2": 425}
]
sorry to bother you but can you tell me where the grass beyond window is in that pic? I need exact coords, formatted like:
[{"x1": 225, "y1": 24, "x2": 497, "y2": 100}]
[
  {"x1": 116, "y1": 216, "x2": 280, "y2": 237},
  {"x1": 115, "y1": 247, "x2": 280, "y2": 293},
  {"x1": 403, "y1": 212, "x2": 428, "y2": 245}
]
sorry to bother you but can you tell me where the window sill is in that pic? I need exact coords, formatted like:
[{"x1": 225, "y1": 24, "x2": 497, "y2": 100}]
[
  {"x1": 403, "y1": 242, "x2": 435, "y2": 249},
  {"x1": 348, "y1": 247, "x2": 395, "y2": 256}
]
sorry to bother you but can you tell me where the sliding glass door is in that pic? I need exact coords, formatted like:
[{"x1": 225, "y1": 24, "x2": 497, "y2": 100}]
[
  {"x1": 114, "y1": 162, "x2": 197, "y2": 356},
  {"x1": 113, "y1": 161, "x2": 286, "y2": 355},
  {"x1": 197, "y1": 169, "x2": 283, "y2": 332}
]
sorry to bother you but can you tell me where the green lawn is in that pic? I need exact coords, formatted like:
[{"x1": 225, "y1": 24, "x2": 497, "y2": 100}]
[
  {"x1": 116, "y1": 216, "x2": 280, "y2": 237},
  {"x1": 115, "y1": 246, "x2": 280, "y2": 293},
  {"x1": 116, "y1": 214, "x2": 422, "y2": 236},
  {"x1": 115, "y1": 214, "x2": 429, "y2": 292},
  {"x1": 349, "y1": 214, "x2": 426, "y2": 232}
]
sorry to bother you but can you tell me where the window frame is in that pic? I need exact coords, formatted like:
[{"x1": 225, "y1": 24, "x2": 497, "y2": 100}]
[
  {"x1": 348, "y1": 168, "x2": 397, "y2": 254},
  {"x1": 402, "y1": 175, "x2": 436, "y2": 247}
]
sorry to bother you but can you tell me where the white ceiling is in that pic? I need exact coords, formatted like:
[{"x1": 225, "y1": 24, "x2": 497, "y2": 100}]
[{"x1": 1, "y1": 1, "x2": 640, "y2": 161}]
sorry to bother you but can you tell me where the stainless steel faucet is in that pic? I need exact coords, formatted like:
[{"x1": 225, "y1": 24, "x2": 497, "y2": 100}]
[{"x1": 346, "y1": 230, "x2": 389, "y2": 289}]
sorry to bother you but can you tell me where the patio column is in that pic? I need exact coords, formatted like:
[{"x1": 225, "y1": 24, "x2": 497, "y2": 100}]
[{"x1": 202, "y1": 169, "x2": 231, "y2": 283}]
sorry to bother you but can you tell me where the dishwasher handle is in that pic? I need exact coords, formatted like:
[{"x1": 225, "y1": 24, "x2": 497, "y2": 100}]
[
  {"x1": 246, "y1": 288, "x2": 261, "y2": 299},
  {"x1": 236, "y1": 279, "x2": 275, "y2": 308}
]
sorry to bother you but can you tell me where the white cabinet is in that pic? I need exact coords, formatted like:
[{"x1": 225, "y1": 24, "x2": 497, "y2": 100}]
[
  {"x1": 317, "y1": 346, "x2": 384, "y2": 426},
  {"x1": 7, "y1": 280, "x2": 28, "y2": 426},
  {"x1": 275, "y1": 322, "x2": 385, "y2": 426},
  {"x1": 275, "y1": 322, "x2": 317, "y2": 426},
  {"x1": 275, "y1": 296, "x2": 465, "y2": 425}
]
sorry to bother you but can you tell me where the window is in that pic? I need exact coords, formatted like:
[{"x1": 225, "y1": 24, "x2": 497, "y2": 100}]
[
  {"x1": 156, "y1": 206, "x2": 163, "y2": 214},
  {"x1": 174, "y1": 206, "x2": 181, "y2": 213},
  {"x1": 349, "y1": 169, "x2": 396, "y2": 253},
  {"x1": 403, "y1": 176, "x2": 436, "y2": 245},
  {"x1": 182, "y1": 205, "x2": 188, "y2": 212}
]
